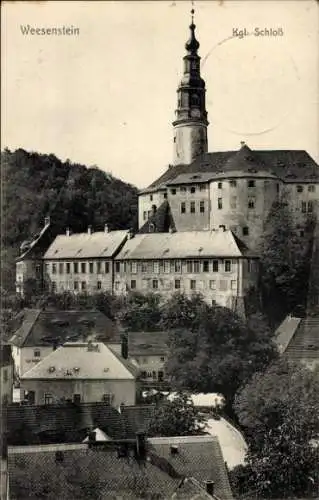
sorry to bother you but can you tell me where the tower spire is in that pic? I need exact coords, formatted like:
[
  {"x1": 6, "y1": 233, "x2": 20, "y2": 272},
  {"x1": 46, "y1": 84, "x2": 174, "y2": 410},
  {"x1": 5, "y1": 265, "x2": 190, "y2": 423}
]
[{"x1": 172, "y1": 8, "x2": 209, "y2": 166}]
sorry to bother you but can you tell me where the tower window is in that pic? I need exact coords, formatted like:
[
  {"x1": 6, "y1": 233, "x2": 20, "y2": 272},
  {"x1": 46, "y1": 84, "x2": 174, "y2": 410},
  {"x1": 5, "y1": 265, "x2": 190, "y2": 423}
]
[
  {"x1": 297, "y1": 185, "x2": 303, "y2": 193},
  {"x1": 181, "y1": 202, "x2": 186, "y2": 214},
  {"x1": 248, "y1": 180, "x2": 255, "y2": 188},
  {"x1": 200, "y1": 201, "x2": 205, "y2": 213},
  {"x1": 190, "y1": 201, "x2": 196, "y2": 213},
  {"x1": 248, "y1": 197, "x2": 255, "y2": 209},
  {"x1": 243, "y1": 227, "x2": 249, "y2": 236},
  {"x1": 218, "y1": 198, "x2": 223, "y2": 210},
  {"x1": 218, "y1": 182, "x2": 223, "y2": 189}
]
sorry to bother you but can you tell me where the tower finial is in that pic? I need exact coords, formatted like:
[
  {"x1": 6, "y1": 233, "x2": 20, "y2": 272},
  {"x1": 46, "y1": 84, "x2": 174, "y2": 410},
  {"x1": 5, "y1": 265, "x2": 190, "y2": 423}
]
[{"x1": 185, "y1": 5, "x2": 199, "y2": 54}]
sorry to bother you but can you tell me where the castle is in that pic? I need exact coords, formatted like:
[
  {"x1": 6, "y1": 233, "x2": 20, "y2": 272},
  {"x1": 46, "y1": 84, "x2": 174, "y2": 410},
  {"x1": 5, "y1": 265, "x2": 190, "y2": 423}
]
[{"x1": 16, "y1": 12, "x2": 318, "y2": 316}]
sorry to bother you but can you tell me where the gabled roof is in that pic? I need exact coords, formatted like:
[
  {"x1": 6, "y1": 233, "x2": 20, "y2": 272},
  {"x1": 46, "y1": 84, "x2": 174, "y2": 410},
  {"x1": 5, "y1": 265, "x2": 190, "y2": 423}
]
[
  {"x1": 143, "y1": 145, "x2": 318, "y2": 192},
  {"x1": 43, "y1": 229, "x2": 128, "y2": 259},
  {"x1": 284, "y1": 316, "x2": 319, "y2": 369},
  {"x1": 116, "y1": 229, "x2": 254, "y2": 260},
  {"x1": 9, "y1": 309, "x2": 117, "y2": 348},
  {"x1": 20, "y1": 342, "x2": 138, "y2": 380}
]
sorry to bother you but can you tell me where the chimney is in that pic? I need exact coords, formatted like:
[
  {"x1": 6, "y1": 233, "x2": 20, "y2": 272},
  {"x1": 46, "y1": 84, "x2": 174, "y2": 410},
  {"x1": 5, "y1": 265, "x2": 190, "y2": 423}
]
[
  {"x1": 66, "y1": 228, "x2": 71, "y2": 237},
  {"x1": 121, "y1": 333, "x2": 128, "y2": 360},
  {"x1": 170, "y1": 445, "x2": 179, "y2": 455},
  {"x1": 219, "y1": 225, "x2": 226, "y2": 232},
  {"x1": 88, "y1": 225, "x2": 92, "y2": 235},
  {"x1": 205, "y1": 480, "x2": 215, "y2": 496},
  {"x1": 104, "y1": 223, "x2": 109, "y2": 233},
  {"x1": 240, "y1": 141, "x2": 246, "y2": 147},
  {"x1": 44, "y1": 216, "x2": 50, "y2": 226},
  {"x1": 135, "y1": 432, "x2": 147, "y2": 460}
]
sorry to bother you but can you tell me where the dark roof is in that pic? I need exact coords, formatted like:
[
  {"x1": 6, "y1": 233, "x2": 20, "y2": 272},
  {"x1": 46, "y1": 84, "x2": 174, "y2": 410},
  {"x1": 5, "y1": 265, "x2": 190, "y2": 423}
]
[
  {"x1": 138, "y1": 200, "x2": 176, "y2": 234},
  {"x1": 128, "y1": 331, "x2": 169, "y2": 357},
  {"x1": 16, "y1": 218, "x2": 52, "y2": 261},
  {"x1": 121, "y1": 404, "x2": 156, "y2": 438},
  {"x1": 9, "y1": 309, "x2": 117, "y2": 348},
  {"x1": 7, "y1": 435, "x2": 233, "y2": 499},
  {"x1": 144, "y1": 145, "x2": 318, "y2": 192},
  {"x1": 0, "y1": 344, "x2": 13, "y2": 368},
  {"x1": 284, "y1": 316, "x2": 319, "y2": 369},
  {"x1": 172, "y1": 477, "x2": 215, "y2": 499}
]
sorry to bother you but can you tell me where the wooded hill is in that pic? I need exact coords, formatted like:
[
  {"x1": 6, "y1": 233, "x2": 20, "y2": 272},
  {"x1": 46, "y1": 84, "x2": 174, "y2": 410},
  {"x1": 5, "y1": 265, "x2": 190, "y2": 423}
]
[{"x1": 1, "y1": 148, "x2": 138, "y2": 292}]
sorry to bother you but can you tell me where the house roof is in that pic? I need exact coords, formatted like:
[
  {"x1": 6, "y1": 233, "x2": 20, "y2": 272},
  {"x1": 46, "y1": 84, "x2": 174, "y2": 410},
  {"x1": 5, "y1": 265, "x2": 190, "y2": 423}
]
[
  {"x1": 20, "y1": 342, "x2": 138, "y2": 380},
  {"x1": 43, "y1": 229, "x2": 128, "y2": 259},
  {"x1": 9, "y1": 309, "x2": 117, "y2": 348},
  {"x1": 143, "y1": 144, "x2": 318, "y2": 193},
  {"x1": 284, "y1": 316, "x2": 319, "y2": 370},
  {"x1": 7, "y1": 435, "x2": 233, "y2": 499},
  {"x1": 115, "y1": 229, "x2": 254, "y2": 260},
  {"x1": 16, "y1": 218, "x2": 51, "y2": 261},
  {"x1": 121, "y1": 404, "x2": 156, "y2": 438},
  {"x1": 138, "y1": 200, "x2": 176, "y2": 234},
  {"x1": 128, "y1": 331, "x2": 169, "y2": 357}
]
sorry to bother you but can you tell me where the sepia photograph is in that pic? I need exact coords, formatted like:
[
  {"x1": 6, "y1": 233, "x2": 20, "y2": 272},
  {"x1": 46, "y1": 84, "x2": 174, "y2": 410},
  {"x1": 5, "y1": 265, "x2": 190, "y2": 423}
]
[{"x1": 1, "y1": 1, "x2": 318, "y2": 498}]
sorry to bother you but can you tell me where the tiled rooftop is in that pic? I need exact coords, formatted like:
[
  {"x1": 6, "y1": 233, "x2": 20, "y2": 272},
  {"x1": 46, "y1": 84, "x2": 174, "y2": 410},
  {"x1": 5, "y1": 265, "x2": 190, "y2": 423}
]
[{"x1": 128, "y1": 331, "x2": 169, "y2": 357}]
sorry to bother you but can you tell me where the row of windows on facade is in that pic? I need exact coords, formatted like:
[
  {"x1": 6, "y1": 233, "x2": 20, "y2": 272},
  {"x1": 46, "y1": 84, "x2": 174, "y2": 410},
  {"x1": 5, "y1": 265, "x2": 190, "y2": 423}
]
[
  {"x1": 50, "y1": 278, "x2": 239, "y2": 293},
  {"x1": 148, "y1": 182, "x2": 316, "y2": 201},
  {"x1": 140, "y1": 370, "x2": 165, "y2": 381},
  {"x1": 30, "y1": 392, "x2": 114, "y2": 405},
  {"x1": 46, "y1": 259, "x2": 241, "y2": 276}
]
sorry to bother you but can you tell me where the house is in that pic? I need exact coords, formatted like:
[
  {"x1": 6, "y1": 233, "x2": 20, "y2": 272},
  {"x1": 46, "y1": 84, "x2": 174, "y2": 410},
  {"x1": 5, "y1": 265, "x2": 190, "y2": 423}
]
[
  {"x1": 0, "y1": 344, "x2": 14, "y2": 406},
  {"x1": 7, "y1": 434, "x2": 233, "y2": 499},
  {"x1": 43, "y1": 227, "x2": 129, "y2": 294},
  {"x1": 9, "y1": 308, "x2": 118, "y2": 377},
  {"x1": 128, "y1": 331, "x2": 169, "y2": 384},
  {"x1": 20, "y1": 341, "x2": 139, "y2": 407},
  {"x1": 114, "y1": 228, "x2": 258, "y2": 315}
]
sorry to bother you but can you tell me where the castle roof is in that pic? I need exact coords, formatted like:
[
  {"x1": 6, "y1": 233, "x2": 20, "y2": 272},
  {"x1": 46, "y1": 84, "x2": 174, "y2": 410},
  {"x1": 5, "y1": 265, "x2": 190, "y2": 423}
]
[
  {"x1": 20, "y1": 342, "x2": 138, "y2": 380},
  {"x1": 43, "y1": 229, "x2": 128, "y2": 260},
  {"x1": 141, "y1": 145, "x2": 318, "y2": 193},
  {"x1": 116, "y1": 229, "x2": 255, "y2": 260}
]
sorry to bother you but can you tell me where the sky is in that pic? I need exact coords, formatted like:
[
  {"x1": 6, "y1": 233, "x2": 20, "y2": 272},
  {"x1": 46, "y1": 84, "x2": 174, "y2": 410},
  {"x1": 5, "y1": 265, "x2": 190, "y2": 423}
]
[{"x1": 2, "y1": 0, "x2": 318, "y2": 188}]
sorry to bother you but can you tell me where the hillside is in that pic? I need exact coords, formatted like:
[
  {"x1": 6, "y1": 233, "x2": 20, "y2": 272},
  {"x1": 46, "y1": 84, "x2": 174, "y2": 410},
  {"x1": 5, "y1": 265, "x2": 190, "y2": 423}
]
[{"x1": 1, "y1": 148, "x2": 138, "y2": 292}]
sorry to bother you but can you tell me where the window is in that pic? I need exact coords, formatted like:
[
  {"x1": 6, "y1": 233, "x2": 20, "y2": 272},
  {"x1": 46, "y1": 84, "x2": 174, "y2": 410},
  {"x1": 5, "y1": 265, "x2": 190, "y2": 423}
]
[
  {"x1": 3, "y1": 369, "x2": 8, "y2": 382},
  {"x1": 212, "y1": 260, "x2": 219, "y2": 272},
  {"x1": 276, "y1": 183, "x2": 280, "y2": 193},
  {"x1": 308, "y1": 185, "x2": 315, "y2": 192},
  {"x1": 247, "y1": 260, "x2": 252, "y2": 273},
  {"x1": 209, "y1": 280, "x2": 216, "y2": 290},
  {"x1": 152, "y1": 279, "x2": 158, "y2": 289},
  {"x1": 74, "y1": 281, "x2": 79, "y2": 291},
  {"x1": 66, "y1": 263, "x2": 71, "y2": 274},
  {"x1": 81, "y1": 281, "x2": 86, "y2": 291},
  {"x1": 190, "y1": 201, "x2": 196, "y2": 213},
  {"x1": 158, "y1": 371, "x2": 164, "y2": 382},
  {"x1": 171, "y1": 188, "x2": 176, "y2": 195},
  {"x1": 297, "y1": 185, "x2": 303, "y2": 193},
  {"x1": 180, "y1": 186, "x2": 186, "y2": 193},
  {"x1": 115, "y1": 281, "x2": 120, "y2": 291},
  {"x1": 219, "y1": 280, "x2": 228, "y2": 291},
  {"x1": 225, "y1": 260, "x2": 231, "y2": 272},
  {"x1": 96, "y1": 262, "x2": 102, "y2": 274},
  {"x1": 97, "y1": 281, "x2": 102, "y2": 290},
  {"x1": 200, "y1": 201, "x2": 205, "y2": 213},
  {"x1": 200, "y1": 184, "x2": 206, "y2": 191},
  {"x1": 130, "y1": 280, "x2": 136, "y2": 289},
  {"x1": 163, "y1": 192, "x2": 168, "y2": 199},
  {"x1": 231, "y1": 280, "x2": 237, "y2": 290},
  {"x1": 73, "y1": 394, "x2": 81, "y2": 404},
  {"x1": 218, "y1": 198, "x2": 223, "y2": 209},
  {"x1": 243, "y1": 226, "x2": 249, "y2": 236},
  {"x1": 44, "y1": 263, "x2": 50, "y2": 275},
  {"x1": 44, "y1": 393, "x2": 53, "y2": 405},
  {"x1": 143, "y1": 211, "x2": 147, "y2": 220},
  {"x1": 190, "y1": 186, "x2": 196, "y2": 194},
  {"x1": 193, "y1": 261, "x2": 200, "y2": 273},
  {"x1": 115, "y1": 262, "x2": 120, "y2": 273},
  {"x1": 73, "y1": 263, "x2": 78, "y2": 274},
  {"x1": 141, "y1": 262, "x2": 147, "y2": 273},
  {"x1": 190, "y1": 280, "x2": 196, "y2": 290},
  {"x1": 52, "y1": 263, "x2": 57, "y2": 274},
  {"x1": 105, "y1": 261, "x2": 110, "y2": 273},
  {"x1": 58, "y1": 263, "x2": 64, "y2": 274},
  {"x1": 131, "y1": 262, "x2": 137, "y2": 274},
  {"x1": 164, "y1": 261, "x2": 170, "y2": 273},
  {"x1": 186, "y1": 260, "x2": 193, "y2": 273},
  {"x1": 173, "y1": 260, "x2": 181, "y2": 273},
  {"x1": 301, "y1": 201, "x2": 307, "y2": 213},
  {"x1": 34, "y1": 349, "x2": 40, "y2": 358},
  {"x1": 229, "y1": 180, "x2": 237, "y2": 187},
  {"x1": 154, "y1": 261, "x2": 159, "y2": 273},
  {"x1": 174, "y1": 279, "x2": 181, "y2": 289},
  {"x1": 230, "y1": 196, "x2": 237, "y2": 209},
  {"x1": 203, "y1": 260, "x2": 209, "y2": 272},
  {"x1": 308, "y1": 201, "x2": 314, "y2": 213},
  {"x1": 248, "y1": 180, "x2": 255, "y2": 188},
  {"x1": 248, "y1": 197, "x2": 255, "y2": 209},
  {"x1": 181, "y1": 202, "x2": 186, "y2": 214},
  {"x1": 141, "y1": 371, "x2": 147, "y2": 379},
  {"x1": 81, "y1": 262, "x2": 86, "y2": 274},
  {"x1": 150, "y1": 194, "x2": 153, "y2": 201},
  {"x1": 102, "y1": 393, "x2": 113, "y2": 404},
  {"x1": 218, "y1": 182, "x2": 223, "y2": 189},
  {"x1": 51, "y1": 281, "x2": 57, "y2": 292},
  {"x1": 89, "y1": 262, "x2": 94, "y2": 273}
]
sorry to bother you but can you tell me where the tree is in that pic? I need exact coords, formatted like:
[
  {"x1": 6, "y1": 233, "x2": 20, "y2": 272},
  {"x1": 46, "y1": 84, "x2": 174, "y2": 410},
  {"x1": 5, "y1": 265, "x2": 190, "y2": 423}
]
[
  {"x1": 147, "y1": 393, "x2": 206, "y2": 437},
  {"x1": 160, "y1": 292, "x2": 210, "y2": 331},
  {"x1": 165, "y1": 300, "x2": 278, "y2": 415},
  {"x1": 116, "y1": 291, "x2": 162, "y2": 331},
  {"x1": 259, "y1": 201, "x2": 312, "y2": 323},
  {"x1": 232, "y1": 359, "x2": 319, "y2": 498}
]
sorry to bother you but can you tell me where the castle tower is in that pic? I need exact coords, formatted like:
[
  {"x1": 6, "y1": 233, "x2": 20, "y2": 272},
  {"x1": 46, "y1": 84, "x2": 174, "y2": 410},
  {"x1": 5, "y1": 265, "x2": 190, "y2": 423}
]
[{"x1": 172, "y1": 9, "x2": 209, "y2": 165}]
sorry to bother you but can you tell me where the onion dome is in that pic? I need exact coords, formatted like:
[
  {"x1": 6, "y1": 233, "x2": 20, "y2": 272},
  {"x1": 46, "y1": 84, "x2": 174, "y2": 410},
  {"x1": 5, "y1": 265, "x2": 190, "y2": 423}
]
[{"x1": 185, "y1": 9, "x2": 200, "y2": 54}]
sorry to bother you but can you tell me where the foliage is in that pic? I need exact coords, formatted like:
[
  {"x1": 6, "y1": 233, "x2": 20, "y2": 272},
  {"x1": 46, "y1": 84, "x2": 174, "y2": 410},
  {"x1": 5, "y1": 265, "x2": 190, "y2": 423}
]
[
  {"x1": 116, "y1": 292, "x2": 162, "y2": 331},
  {"x1": 165, "y1": 296, "x2": 278, "y2": 411},
  {"x1": 259, "y1": 201, "x2": 314, "y2": 323},
  {"x1": 1, "y1": 148, "x2": 138, "y2": 292},
  {"x1": 147, "y1": 392, "x2": 206, "y2": 437},
  {"x1": 160, "y1": 292, "x2": 210, "y2": 331},
  {"x1": 233, "y1": 359, "x2": 319, "y2": 498}
]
